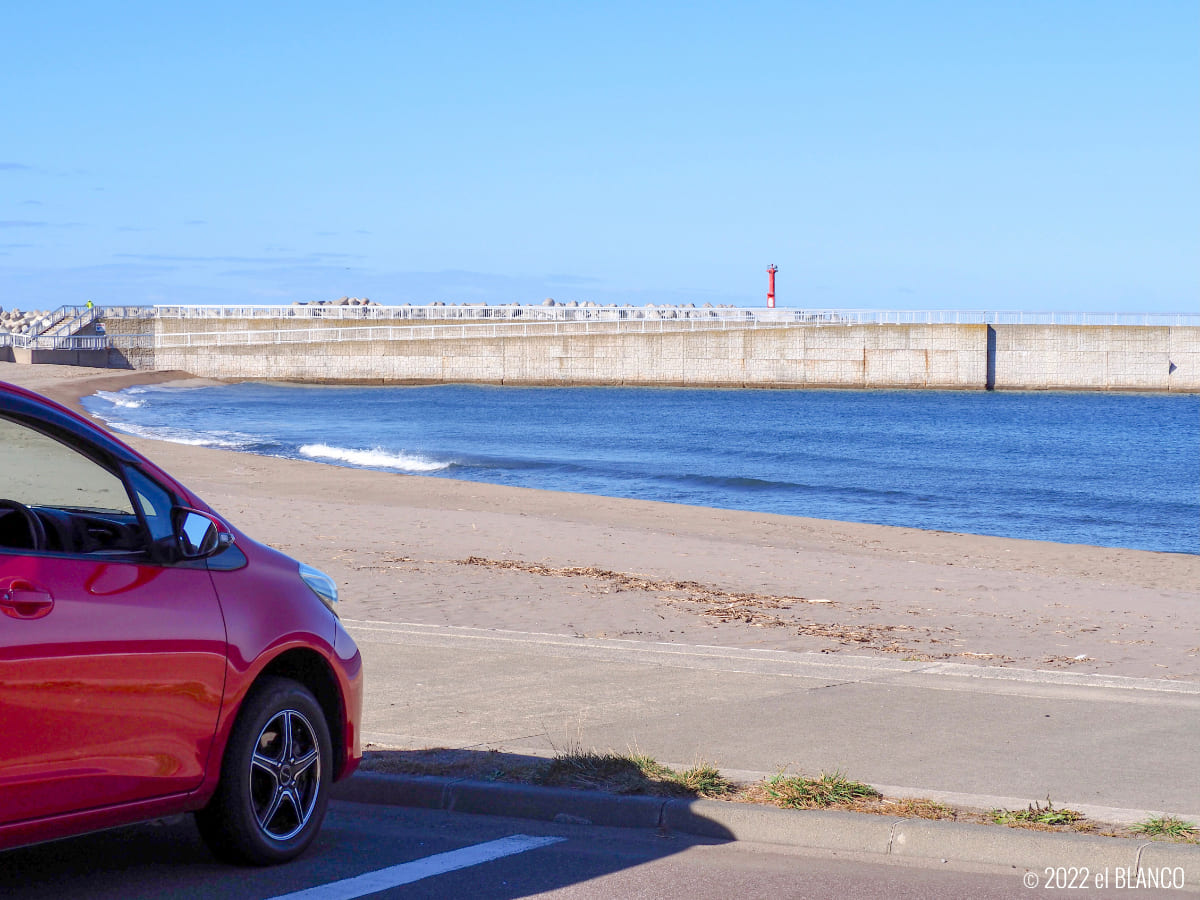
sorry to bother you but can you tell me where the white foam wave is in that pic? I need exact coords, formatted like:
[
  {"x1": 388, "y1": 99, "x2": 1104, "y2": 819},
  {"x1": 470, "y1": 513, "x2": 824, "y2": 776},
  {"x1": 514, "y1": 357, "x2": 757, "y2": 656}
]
[
  {"x1": 94, "y1": 390, "x2": 145, "y2": 409},
  {"x1": 299, "y1": 443, "x2": 450, "y2": 472},
  {"x1": 106, "y1": 421, "x2": 258, "y2": 450}
]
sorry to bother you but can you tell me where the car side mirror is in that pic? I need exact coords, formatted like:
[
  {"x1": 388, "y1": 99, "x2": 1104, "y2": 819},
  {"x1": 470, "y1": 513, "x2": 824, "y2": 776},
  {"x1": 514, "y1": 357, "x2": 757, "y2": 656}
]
[{"x1": 173, "y1": 508, "x2": 233, "y2": 559}]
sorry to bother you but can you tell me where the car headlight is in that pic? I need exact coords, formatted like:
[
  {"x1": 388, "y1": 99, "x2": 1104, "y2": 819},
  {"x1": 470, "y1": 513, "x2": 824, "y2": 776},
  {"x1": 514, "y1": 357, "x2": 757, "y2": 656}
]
[{"x1": 298, "y1": 562, "x2": 339, "y2": 616}]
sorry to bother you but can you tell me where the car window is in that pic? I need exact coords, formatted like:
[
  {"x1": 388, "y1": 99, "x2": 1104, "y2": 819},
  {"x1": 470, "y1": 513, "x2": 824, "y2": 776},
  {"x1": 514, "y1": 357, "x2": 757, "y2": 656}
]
[
  {"x1": 0, "y1": 416, "x2": 134, "y2": 514},
  {"x1": 125, "y1": 466, "x2": 176, "y2": 542}
]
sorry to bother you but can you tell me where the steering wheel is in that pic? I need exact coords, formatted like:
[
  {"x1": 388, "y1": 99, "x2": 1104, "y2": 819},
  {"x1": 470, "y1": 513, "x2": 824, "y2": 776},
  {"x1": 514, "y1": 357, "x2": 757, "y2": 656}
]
[{"x1": 0, "y1": 499, "x2": 47, "y2": 551}]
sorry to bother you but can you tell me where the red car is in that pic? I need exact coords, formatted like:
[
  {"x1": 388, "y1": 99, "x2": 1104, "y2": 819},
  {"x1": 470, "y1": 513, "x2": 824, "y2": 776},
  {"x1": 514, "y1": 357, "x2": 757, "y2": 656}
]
[{"x1": 0, "y1": 380, "x2": 362, "y2": 865}]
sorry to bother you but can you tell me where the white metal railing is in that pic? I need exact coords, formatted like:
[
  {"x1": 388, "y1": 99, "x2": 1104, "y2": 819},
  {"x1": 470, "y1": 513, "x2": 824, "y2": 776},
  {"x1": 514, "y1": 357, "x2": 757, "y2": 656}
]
[
  {"x1": 148, "y1": 316, "x2": 786, "y2": 349},
  {"x1": 137, "y1": 305, "x2": 1200, "y2": 327},
  {"x1": 844, "y1": 309, "x2": 1200, "y2": 327},
  {"x1": 1, "y1": 333, "x2": 113, "y2": 351},
  {"x1": 147, "y1": 303, "x2": 758, "y2": 323},
  {"x1": 0, "y1": 304, "x2": 105, "y2": 346},
  {"x1": 9, "y1": 303, "x2": 1200, "y2": 327},
  {"x1": 42, "y1": 304, "x2": 102, "y2": 337},
  {"x1": 138, "y1": 307, "x2": 1200, "y2": 351},
  {"x1": 6, "y1": 305, "x2": 1198, "y2": 354}
]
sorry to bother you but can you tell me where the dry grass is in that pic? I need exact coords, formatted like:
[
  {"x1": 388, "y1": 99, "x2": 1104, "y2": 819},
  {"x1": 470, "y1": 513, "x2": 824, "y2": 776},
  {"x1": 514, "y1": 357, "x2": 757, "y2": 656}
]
[
  {"x1": 536, "y1": 751, "x2": 733, "y2": 798},
  {"x1": 754, "y1": 771, "x2": 881, "y2": 809},
  {"x1": 991, "y1": 797, "x2": 1086, "y2": 829},
  {"x1": 362, "y1": 745, "x2": 734, "y2": 800},
  {"x1": 1131, "y1": 816, "x2": 1200, "y2": 843},
  {"x1": 360, "y1": 746, "x2": 1168, "y2": 839}
]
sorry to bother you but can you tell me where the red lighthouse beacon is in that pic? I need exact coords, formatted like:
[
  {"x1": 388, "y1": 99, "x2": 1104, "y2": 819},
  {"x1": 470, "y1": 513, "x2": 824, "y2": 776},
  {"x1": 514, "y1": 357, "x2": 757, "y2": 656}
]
[{"x1": 766, "y1": 264, "x2": 778, "y2": 308}]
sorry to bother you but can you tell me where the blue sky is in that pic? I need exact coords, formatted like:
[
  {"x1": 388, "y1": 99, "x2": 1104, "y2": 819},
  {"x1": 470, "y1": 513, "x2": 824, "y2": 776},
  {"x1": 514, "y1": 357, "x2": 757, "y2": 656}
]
[{"x1": 3, "y1": 1, "x2": 1196, "y2": 312}]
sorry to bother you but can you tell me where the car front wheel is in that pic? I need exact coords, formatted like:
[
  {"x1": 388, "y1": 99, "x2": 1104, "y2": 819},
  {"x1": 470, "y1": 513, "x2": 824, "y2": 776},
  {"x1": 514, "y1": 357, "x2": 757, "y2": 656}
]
[{"x1": 196, "y1": 676, "x2": 332, "y2": 865}]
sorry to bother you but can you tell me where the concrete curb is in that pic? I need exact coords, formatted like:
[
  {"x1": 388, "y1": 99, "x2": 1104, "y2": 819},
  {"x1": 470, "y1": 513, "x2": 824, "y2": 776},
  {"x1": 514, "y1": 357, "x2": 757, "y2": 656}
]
[{"x1": 333, "y1": 772, "x2": 1200, "y2": 887}]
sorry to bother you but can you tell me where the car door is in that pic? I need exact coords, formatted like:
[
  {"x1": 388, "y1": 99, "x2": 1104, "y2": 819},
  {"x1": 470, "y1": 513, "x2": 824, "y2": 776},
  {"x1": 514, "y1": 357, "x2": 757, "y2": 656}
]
[{"x1": 0, "y1": 414, "x2": 227, "y2": 825}]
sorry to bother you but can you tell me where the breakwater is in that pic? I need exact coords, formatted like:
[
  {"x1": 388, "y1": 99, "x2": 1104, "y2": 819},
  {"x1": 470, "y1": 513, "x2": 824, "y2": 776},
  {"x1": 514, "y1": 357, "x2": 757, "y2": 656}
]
[{"x1": 12, "y1": 305, "x2": 1200, "y2": 391}]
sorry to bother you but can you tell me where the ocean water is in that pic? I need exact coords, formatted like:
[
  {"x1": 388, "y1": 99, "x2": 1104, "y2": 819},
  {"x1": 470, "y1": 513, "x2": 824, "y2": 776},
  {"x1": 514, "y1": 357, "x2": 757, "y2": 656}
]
[{"x1": 82, "y1": 383, "x2": 1200, "y2": 555}]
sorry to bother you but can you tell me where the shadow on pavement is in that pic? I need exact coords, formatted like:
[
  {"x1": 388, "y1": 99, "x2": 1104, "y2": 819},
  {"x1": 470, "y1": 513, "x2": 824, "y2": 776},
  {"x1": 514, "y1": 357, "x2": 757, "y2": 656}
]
[
  {"x1": 356, "y1": 745, "x2": 713, "y2": 796},
  {"x1": 0, "y1": 748, "x2": 739, "y2": 900}
]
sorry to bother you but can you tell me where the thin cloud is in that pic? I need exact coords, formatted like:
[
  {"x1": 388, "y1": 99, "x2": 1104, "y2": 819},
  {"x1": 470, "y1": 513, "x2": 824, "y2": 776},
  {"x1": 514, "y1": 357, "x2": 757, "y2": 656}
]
[
  {"x1": 0, "y1": 219, "x2": 81, "y2": 229},
  {"x1": 116, "y1": 250, "x2": 367, "y2": 264},
  {"x1": 0, "y1": 162, "x2": 33, "y2": 172}
]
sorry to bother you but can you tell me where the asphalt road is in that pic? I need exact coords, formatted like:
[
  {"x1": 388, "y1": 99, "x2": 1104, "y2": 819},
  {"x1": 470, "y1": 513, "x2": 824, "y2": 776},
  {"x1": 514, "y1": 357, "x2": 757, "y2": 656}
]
[{"x1": 0, "y1": 802, "x2": 1083, "y2": 900}]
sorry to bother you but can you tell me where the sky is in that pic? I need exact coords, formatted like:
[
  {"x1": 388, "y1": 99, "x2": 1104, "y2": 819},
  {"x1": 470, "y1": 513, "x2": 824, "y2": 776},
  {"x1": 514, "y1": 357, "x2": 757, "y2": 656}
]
[{"x1": 3, "y1": 1, "x2": 1197, "y2": 313}]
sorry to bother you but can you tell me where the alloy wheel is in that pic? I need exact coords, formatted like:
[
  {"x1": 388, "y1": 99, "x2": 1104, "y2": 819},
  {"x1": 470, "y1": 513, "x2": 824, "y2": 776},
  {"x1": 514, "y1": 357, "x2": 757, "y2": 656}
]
[{"x1": 249, "y1": 708, "x2": 322, "y2": 841}]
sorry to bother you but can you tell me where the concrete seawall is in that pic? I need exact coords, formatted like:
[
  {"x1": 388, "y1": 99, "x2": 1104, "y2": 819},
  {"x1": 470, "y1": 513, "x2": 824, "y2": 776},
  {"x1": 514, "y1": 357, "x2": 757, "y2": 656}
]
[
  {"x1": 990, "y1": 325, "x2": 1198, "y2": 391},
  {"x1": 102, "y1": 315, "x2": 1200, "y2": 391}
]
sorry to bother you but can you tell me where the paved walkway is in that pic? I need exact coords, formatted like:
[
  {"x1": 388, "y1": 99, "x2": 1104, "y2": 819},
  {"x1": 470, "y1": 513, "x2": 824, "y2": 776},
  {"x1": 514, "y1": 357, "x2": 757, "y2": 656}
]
[{"x1": 346, "y1": 619, "x2": 1200, "y2": 822}]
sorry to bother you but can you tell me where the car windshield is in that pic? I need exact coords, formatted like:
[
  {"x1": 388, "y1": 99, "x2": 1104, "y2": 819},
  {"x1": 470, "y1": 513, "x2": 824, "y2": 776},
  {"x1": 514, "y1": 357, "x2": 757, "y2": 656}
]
[{"x1": 0, "y1": 416, "x2": 134, "y2": 514}]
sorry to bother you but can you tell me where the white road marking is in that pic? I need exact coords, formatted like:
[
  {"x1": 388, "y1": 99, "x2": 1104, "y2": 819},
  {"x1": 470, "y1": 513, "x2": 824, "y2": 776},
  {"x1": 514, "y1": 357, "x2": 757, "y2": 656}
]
[
  {"x1": 267, "y1": 834, "x2": 566, "y2": 900},
  {"x1": 343, "y1": 618, "x2": 1200, "y2": 695}
]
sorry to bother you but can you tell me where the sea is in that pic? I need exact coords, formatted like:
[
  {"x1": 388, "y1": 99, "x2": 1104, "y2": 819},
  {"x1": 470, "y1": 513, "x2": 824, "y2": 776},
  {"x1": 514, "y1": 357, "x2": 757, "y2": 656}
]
[{"x1": 81, "y1": 383, "x2": 1200, "y2": 556}]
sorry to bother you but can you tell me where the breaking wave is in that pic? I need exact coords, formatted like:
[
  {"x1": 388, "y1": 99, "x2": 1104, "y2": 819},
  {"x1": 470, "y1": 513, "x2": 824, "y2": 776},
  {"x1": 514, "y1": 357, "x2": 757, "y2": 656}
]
[
  {"x1": 298, "y1": 443, "x2": 451, "y2": 473},
  {"x1": 94, "y1": 390, "x2": 145, "y2": 409},
  {"x1": 104, "y1": 421, "x2": 261, "y2": 450}
]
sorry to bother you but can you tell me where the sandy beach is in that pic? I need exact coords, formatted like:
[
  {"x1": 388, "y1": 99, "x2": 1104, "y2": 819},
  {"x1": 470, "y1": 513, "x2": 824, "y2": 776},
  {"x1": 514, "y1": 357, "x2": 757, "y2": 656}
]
[{"x1": 5, "y1": 361, "x2": 1199, "y2": 681}]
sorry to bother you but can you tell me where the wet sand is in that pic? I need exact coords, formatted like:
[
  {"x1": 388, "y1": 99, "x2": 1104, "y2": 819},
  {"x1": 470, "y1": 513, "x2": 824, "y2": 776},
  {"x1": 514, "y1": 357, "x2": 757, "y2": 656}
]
[{"x1": 5, "y1": 361, "x2": 1199, "y2": 680}]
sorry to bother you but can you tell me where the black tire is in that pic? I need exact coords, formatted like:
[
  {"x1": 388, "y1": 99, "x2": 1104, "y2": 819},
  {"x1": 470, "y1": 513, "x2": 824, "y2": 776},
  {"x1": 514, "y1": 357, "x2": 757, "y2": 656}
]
[{"x1": 195, "y1": 677, "x2": 332, "y2": 865}]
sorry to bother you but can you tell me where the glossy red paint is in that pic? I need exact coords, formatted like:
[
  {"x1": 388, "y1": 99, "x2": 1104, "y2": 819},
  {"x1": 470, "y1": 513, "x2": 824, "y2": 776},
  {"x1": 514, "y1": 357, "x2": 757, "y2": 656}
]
[
  {"x1": 0, "y1": 555, "x2": 226, "y2": 825},
  {"x1": 0, "y1": 381, "x2": 362, "y2": 857},
  {"x1": 197, "y1": 536, "x2": 365, "y2": 799}
]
